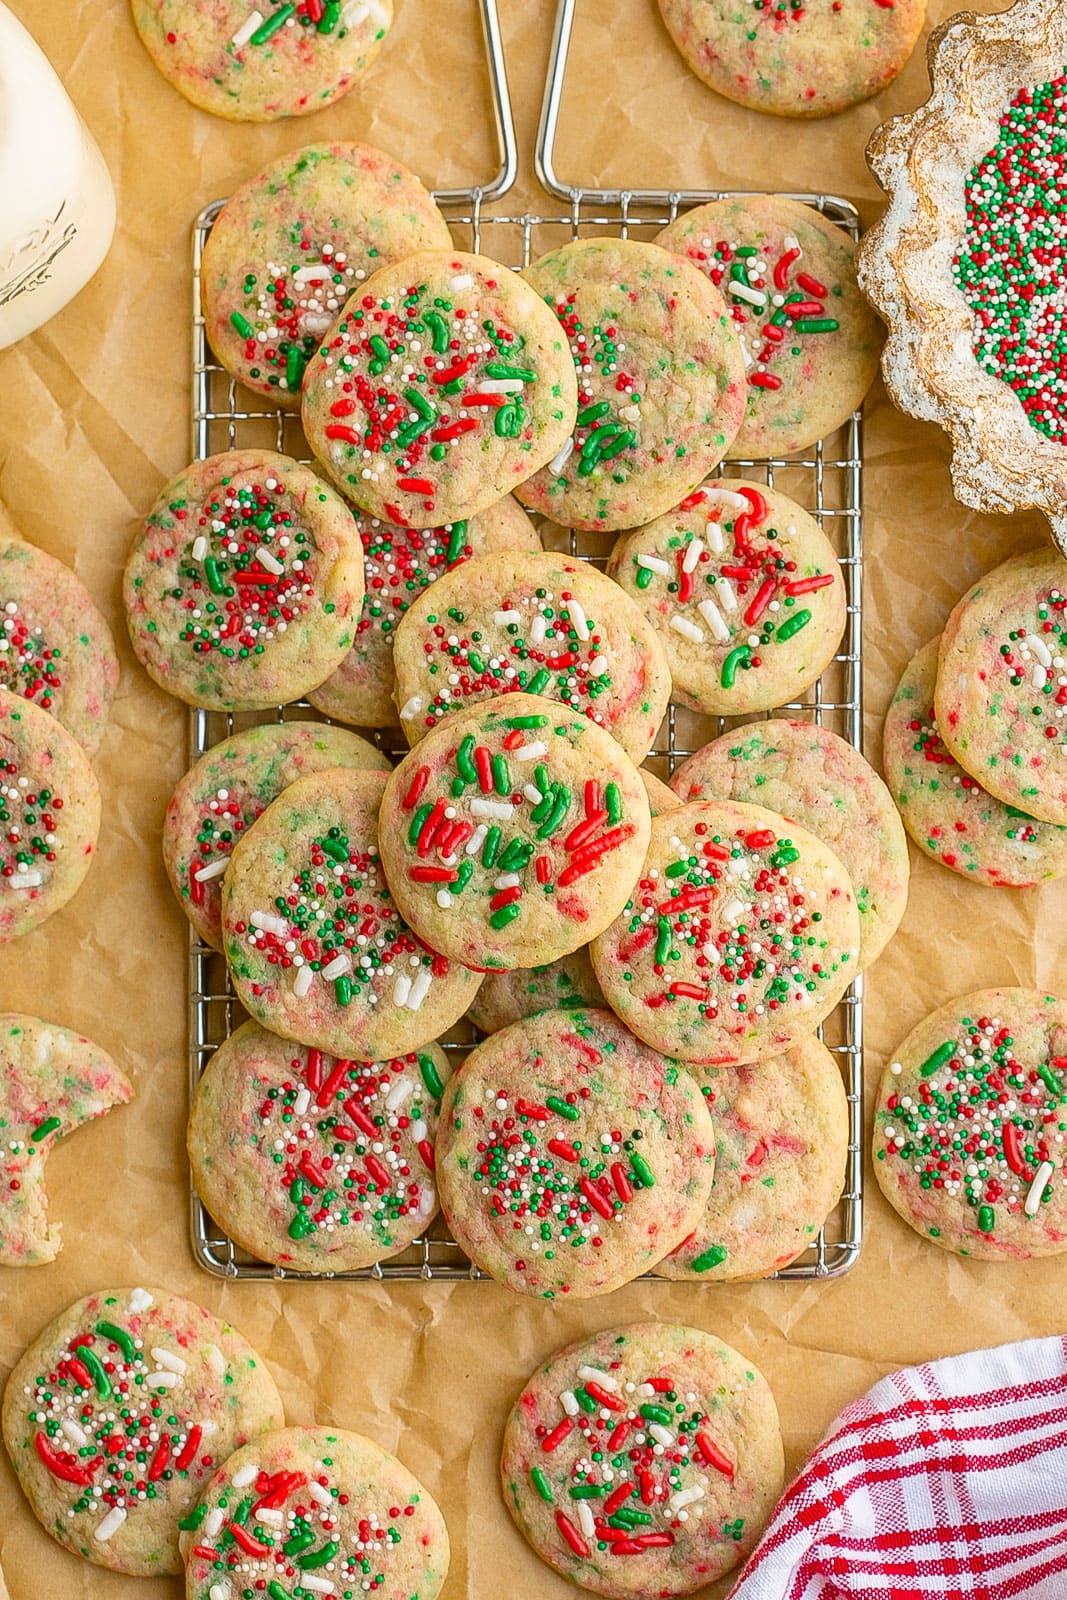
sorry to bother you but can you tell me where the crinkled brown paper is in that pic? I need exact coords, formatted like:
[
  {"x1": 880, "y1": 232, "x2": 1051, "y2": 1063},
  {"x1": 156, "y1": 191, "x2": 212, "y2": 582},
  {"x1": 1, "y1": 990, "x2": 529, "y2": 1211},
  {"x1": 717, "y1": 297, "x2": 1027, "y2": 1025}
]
[{"x1": 0, "y1": 2, "x2": 1062, "y2": 1596}]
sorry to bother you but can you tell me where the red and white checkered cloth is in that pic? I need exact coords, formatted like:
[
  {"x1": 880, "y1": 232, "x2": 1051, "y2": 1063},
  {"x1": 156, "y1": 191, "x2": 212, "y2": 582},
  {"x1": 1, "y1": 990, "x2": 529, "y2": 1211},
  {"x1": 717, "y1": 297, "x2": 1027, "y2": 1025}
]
[{"x1": 729, "y1": 1334, "x2": 1067, "y2": 1600}]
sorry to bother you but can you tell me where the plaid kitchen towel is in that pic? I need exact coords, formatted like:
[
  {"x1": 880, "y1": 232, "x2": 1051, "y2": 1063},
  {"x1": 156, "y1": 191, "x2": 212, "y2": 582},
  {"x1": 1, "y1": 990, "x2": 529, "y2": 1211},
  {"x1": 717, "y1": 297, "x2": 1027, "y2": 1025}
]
[{"x1": 730, "y1": 1334, "x2": 1067, "y2": 1600}]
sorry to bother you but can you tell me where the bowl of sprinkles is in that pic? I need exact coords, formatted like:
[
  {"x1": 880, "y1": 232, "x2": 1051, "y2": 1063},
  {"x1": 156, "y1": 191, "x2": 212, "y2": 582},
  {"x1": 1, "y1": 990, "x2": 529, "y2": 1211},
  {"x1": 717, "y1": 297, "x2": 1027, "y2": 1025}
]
[{"x1": 858, "y1": 0, "x2": 1067, "y2": 555}]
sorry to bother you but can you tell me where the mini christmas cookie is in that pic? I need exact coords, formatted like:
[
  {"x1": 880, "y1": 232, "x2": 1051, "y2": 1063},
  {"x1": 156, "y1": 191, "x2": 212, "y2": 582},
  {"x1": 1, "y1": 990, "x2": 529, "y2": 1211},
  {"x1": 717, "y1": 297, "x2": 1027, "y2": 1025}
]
[
  {"x1": 607, "y1": 480, "x2": 845, "y2": 716},
  {"x1": 378, "y1": 694, "x2": 652, "y2": 973},
  {"x1": 517, "y1": 238, "x2": 745, "y2": 531},
  {"x1": 590, "y1": 799, "x2": 860, "y2": 1066},
  {"x1": 936, "y1": 549, "x2": 1067, "y2": 826},
  {"x1": 656, "y1": 196, "x2": 882, "y2": 457},
  {"x1": 2, "y1": 1287, "x2": 283, "y2": 1575},
  {"x1": 188, "y1": 1020, "x2": 449, "y2": 1272},
  {"x1": 302, "y1": 250, "x2": 578, "y2": 527},
  {"x1": 180, "y1": 1425, "x2": 450, "y2": 1600},
  {"x1": 0, "y1": 689, "x2": 100, "y2": 945},
  {"x1": 392, "y1": 550, "x2": 672, "y2": 760},
  {"x1": 307, "y1": 497, "x2": 542, "y2": 728},
  {"x1": 467, "y1": 772, "x2": 677, "y2": 1033},
  {"x1": 123, "y1": 450, "x2": 365, "y2": 711},
  {"x1": 885, "y1": 637, "x2": 1067, "y2": 886},
  {"x1": 436, "y1": 1008, "x2": 715, "y2": 1298},
  {"x1": 163, "y1": 720, "x2": 390, "y2": 952},
  {"x1": 130, "y1": 0, "x2": 392, "y2": 122},
  {"x1": 671, "y1": 718, "x2": 908, "y2": 970},
  {"x1": 0, "y1": 1015, "x2": 131, "y2": 1267},
  {"x1": 501, "y1": 1321, "x2": 784, "y2": 1596},
  {"x1": 657, "y1": 1034, "x2": 848, "y2": 1282},
  {"x1": 222, "y1": 766, "x2": 478, "y2": 1059},
  {"x1": 0, "y1": 532, "x2": 119, "y2": 757},
  {"x1": 656, "y1": 0, "x2": 926, "y2": 119},
  {"x1": 201, "y1": 141, "x2": 451, "y2": 404},
  {"x1": 873, "y1": 987, "x2": 1067, "y2": 1259}
]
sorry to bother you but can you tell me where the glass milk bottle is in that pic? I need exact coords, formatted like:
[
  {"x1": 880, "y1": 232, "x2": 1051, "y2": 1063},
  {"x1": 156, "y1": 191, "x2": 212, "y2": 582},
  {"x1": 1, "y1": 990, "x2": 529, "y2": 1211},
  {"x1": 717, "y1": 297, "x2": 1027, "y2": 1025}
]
[{"x1": 0, "y1": 3, "x2": 115, "y2": 350}]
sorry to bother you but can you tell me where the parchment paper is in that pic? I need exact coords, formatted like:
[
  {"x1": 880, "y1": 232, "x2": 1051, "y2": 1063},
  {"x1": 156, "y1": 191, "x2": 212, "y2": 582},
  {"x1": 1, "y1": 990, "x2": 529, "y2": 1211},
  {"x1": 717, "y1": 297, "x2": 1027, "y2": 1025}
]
[{"x1": 1, "y1": 2, "x2": 1062, "y2": 1597}]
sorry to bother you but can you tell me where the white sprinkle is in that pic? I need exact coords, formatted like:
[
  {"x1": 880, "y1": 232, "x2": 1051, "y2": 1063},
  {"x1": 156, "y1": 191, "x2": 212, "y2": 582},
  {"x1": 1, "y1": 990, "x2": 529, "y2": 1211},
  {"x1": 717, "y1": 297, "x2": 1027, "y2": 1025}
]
[
  {"x1": 704, "y1": 487, "x2": 747, "y2": 511},
  {"x1": 671, "y1": 616, "x2": 705, "y2": 644},
  {"x1": 1025, "y1": 1161, "x2": 1055, "y2": 1216},
  {"x1": 308, "y1": 1480, "x2": 334, "y2": 1507},
  {"x1": 1032, "y1": 664, "x2": 1048, "y2": 692},
  {"x1": 566, "y1": 598, "x2": 589, "y2": 640},
  {"x1": 60, "y1": 1418, "x2": 88, "y2": 1447},
  {"x1": 717, "y1": 576, "x2": 738, "y2": 613},
  {"x1": 128, "y1": 1288, "x2": 154, "y2": 1314},
  {"x1": 193, "y1": 858, "x2": 228, "y2": 883},
  {"x1": 1026, "y1": 633, "x2": 1053, "y2": 667},
  {"x1": 530, "y1": 614, "x2": 548, "y2": 645},
  {"x1": 449, "y1": 273, "x2": 475, "y2": 291},
  {"x1": 393, "y1": 971, "x2": 412, "y2": 1007},
  {"x1": 204, "y1": 1507, "x2": 225, "y2": 1540},
  {"x1": 524, "y1": 784, "x2": 544, "y2": 805},
  {"x1": 494, "y1": 609, "x2": 521, "y2": 625},
  {"x1": 698, "y1": 597, "x2": 730, "y2": 642},
  {"x1": 300, "y1": 1579, "x2": 336, "y2": 1596},
  {"x1": 399, "y1": 695, "x2": 424, "y2": 721},
  {"x1": 723, "y1": 897, "x2": 746, "y2": 924},
  {"x1": 210, "y1": 1583, "x2": 232, "y2": 1600},
  {"x1": 682, "y1": 539, "x2": 704, "y2": 573},
  {"x1": 147, "y1": 1369, "x2": 180, "y2": 1390},
  {"x1": 292, "y1": 1086, "x2": 312, "y2": 1118},
  {"x1": 619, "y1": 402, "x2": 641, "y2": 421},
  {"x1": 294, "y1": 964, "x2": 314, "y2": 999},
  {"x1": 342, "y1": 1, "x2": 369, "y2": 25},
  {"x1": 94, "y1": 1506, "x2": 127, "y2": 1544},
  {"x1": 251, "y1": 910, "x2": 289, "y2": 936},
  {"x1": 255, "y1": 1507, "x2": 284, "y2": 1528},
  {"x1": 588, "y1": 656, "x2": 609, "y2": 676},
  {"x1": 577, "y1": 1365, "x2": 620, "y2": 1392},
  {"x1": 705, "y1": 518, "x2": 725, "y2": 554},
  {"x1": 255, "y1": 547, "x2": 284, "y2": 576},
  {"x1": 636, "y1": 553, "x2": 670, "y2": 576},
  {"x1": 512, "y1": 740, "x2": 547, "y2": 762},
  {"x1": 784, "y1": 233, "x2": 801, "y2": 253},
  {"x1": 560, "y1": 1390, "x2": 580, "y2": 1417},
  {"x1": 465, "y1": 824, "x2": 488, "y2": 856},
  {"x1": 576, "y1": 1499, "x2": 595, "y2": 1539},
  {"x1": 474, "y1": 377, "x2": 523, "y2": 394},
  {"x1": 191, "y1": 535, "x2": 209, "y2": 562},
  {"x1": 648, "y1": 1423, "x2": 675, "y2": 1447},
  {"x1": 470, "y1": 797, "x2": 515, "y2": 820},
  {"x1": 548, "y1": 439, "x2": 574, "y2": 476},
  {"x1": 230, "y1": 11, "x2": 262, "y2": 48},
  {"x1": 670, "y1": 1485, "x2": 706, "y2": 1512},
  {"x1": 494, "y1": 873, "x2": 521, "y2": 890},
  {"x1": 406, "y1": 967, "x2": 433, "y2": 1011},
  {"x1": 5, "y1": 871, "x2": 43, "y2": 889},
  {"x1": 728, "y1": 281, "x2": 768, "y2": 308},
  {"x1": 150, "y1": 1347, "x2": 187, "y2": 1375},
  {"x1": 231, "y1": 1461, "x2": 259, "y2": 1488},
  {"x1": 436, "y1": 889, "x2": 453, "y2": 909},
  {"x1": 292, "y1": 263, "x2": 330, "y2": 284},
  {"x1": 386, "y1": 1077, "x2": 414, "y2": 1112},
  {"x1": 321, "y1": 952, "x2": 351, "y2": 980}
]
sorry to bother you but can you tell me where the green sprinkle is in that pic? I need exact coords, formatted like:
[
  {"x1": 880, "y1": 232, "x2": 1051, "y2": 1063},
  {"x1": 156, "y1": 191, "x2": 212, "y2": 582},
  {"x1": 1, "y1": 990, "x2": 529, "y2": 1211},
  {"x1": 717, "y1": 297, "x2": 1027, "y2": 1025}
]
[
  {"x1": 229, "y1": 311, "x2": 254, "y2": 339},
  {"x1": 573, "y1": 1388, "x2": 598, "y2": 1416},
  {"x1": 77, "y1": 1345, "x2": 111, "y2": 1399},
  {"x1": 250, "y1": 4, "x2": 295, "y2": 46},
  {"x1": 546, "y1": 1095, "x2": 579, "y2": 1121},
  {"x1": 369, "y1": 334, "x2": 391, "y2": 365},
  {"x1": 424, "y1": 310, "x2": 450, "y2": 354},
  {"x1": 770, "y1": 846, "x2": 800, "y2": 868},
  {"x1": 495, "y1": 403, "x2": 522, "y2": 439},
  {"x1": 569, "y1": 1483, "x2": 604, "y2": 1497},
  {"x1": 409, "y1": 803, "x2": 433, "y2": 845},
  {"x1": 721, "y1": 644, "x2": 752, "y2": 689},
  {"x1": 531, "y1": 1467, "x2": 554, "y2": 1502},
  {"x1": 94, "y1": 1321, "x2": 135, "y2": 1361},
  {"x1": 177, "y1": 1503, "x2": 207, "y2": 1531},
  {"x1": 320, "y1": 836, "x2": 349, "y2": 863},
  {"x1": 482, "y1": 826, "x2": 501, "y2": 868},
  {"x1": 690, "y1": 1244, "x2": 728, "y2": 1272},
  {"x1": 285, "y1": 344, "x2": 306, "y2": 392},
  {"x1": 630, "y1": 1152, "x2": 655, "y2": 1188},
  {"x1": 527, "y1": 668, "x2": 552, "y2": 695},
  {"x1": 498, "y1": 838, "x2": 533, "y2": 872},
  {"x1": 204, "y1": 556, "x2": 225, "y2": 596},
  {"x1": 655, "y1": 916, "x2": 672, "y2": 966},
  {"x1": 335, "y1": 975, "x2": 352, "y2": 1007},
  {"x1": 977, "y1": 1204, "x2": 995, "y2": 1234},
  {"x1": 419, "y1": 1054, "x2": 444, "y2": 1102},
  {"x1": 793, "y1": 318, "x2": 840, "y2": 334},
  {"x1": 919, "y1": 1041, "x2": 956, "y2": 1078},
  {"x1": 30, "y1": 1116, "x2": 61, "y2": 1141},
  {"x1": 536, "y1": 787, "x2": 571, "y2": 839},
  {"x1": 404, "y1": 385, "x2": 436, "y2": 421},
  {"x1": 492, "y1": 753, "x2": 511, "y2": 796},
  {"x1": 577, "y1": 400, "x2": 611, "y2": 426},
  {"x1": 636, "y1": 566, "x2": 654, "y2": 589},
  {"x1": 456, "y1": 735, "x2": 477, "y2": 783},
  {"x1": 599, "y1": 428, "x2": 635, "y2": 460},
  {"x1": 605, "y1": 782, "x2": 621, "y2": 824},
  {"x1": 486, "y1": 361, "x2": 537, "y2": 381},
  {"x1": 776, "y1": 609, "x2": 811, "y2": 643},
  {"x1": 454, "y1": 858, "x2": 474, "y2": 893},
  {"x1": 299, "y1": 1540, "x2": 340, "y2": 1570},
  {"x1": 490, "y1": 902, "x2": 521, "y2": 930},
  {"x1": 505, "y1": 715, "x2": 549, "y2": 729},
  {"x1": 638, "y1": 1403, "x2": 671, "y2": 1424},
  {"x1": 446, "y1": 522, "x2": 468, "y2": 564}
]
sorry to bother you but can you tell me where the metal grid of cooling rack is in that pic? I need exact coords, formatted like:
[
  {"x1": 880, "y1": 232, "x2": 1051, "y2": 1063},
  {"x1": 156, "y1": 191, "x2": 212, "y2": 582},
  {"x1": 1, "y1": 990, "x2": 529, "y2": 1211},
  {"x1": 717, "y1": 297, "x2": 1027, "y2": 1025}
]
[{"x1": 186, "y1": 0, "x2": 865, "y2": 1284}]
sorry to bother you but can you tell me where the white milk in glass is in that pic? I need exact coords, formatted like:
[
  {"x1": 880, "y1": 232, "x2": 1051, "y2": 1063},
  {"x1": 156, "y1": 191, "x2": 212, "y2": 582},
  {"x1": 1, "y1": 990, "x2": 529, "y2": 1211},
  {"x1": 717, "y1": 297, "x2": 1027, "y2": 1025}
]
[{"x1": 0, "y1": 3, "x2": 115, "y2": 349}]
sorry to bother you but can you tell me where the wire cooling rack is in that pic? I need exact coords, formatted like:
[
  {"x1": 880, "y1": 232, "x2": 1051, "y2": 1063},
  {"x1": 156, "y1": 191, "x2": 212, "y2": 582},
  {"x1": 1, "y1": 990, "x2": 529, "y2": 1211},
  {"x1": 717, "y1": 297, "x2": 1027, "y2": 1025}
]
[{"x1": 187, "y1": 0, "x2": 864, "y2": 1282}]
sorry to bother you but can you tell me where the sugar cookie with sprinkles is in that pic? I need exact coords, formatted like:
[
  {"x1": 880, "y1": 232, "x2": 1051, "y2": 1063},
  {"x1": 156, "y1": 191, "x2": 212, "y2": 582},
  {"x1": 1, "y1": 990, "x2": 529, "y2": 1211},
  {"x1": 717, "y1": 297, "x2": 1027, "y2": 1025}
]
[
  {"x1": 0, "y1": 1015, "x2": 132, "y2": 1267},
  {"x1": 655, "y1": 0, "x2": 925, "y2": 119},
  {"x1": 221, "y1": 766, "x2": 478, "y2": 1060},
  {"x1": 671, "y1": 718, "x2": 909, "y2": 970},
  {"x1": 501, "y1": 1321, "x2": 783, "y2": 1596},
  {"x1": 0, "y1": 689, "x2": 100, "y2": 945},
  {"x1": 180, "y1": 1425, "x2": 449, "y2": 1600},
  {"x1": 885, "y1": 637, "x2": 1067, "y2": 887},
  {"x1": 163, "y1": 721, "x2": 390, "y2": 953},
  {"x1": 516, "y1": 238, "x2": 745, "y2": 532},
  {"x1": 188, "y1": 1020, "x2": 450, "y2": 1272},
  {"x1": 656, "y1": 196, "x2": 882, "y2": 457},
  {"x1": 953, "y1": 72, "x2": 1067, "y2": 447},
  {"x1": 607, "y1": 480, "x2": 845, "y2": 717},
  {"x1": 467, "y1": 773, "x2": 676, "y2": 1033},
  {"x1": 307, "y1": 496, "x2": 542, "y2": 728},
  {"x1": 590, "y1": 798, "x2": 860, "y2": 1066},
  {"x1": 435, "y1": 1008, "x2": 715, "y2": 1298},
  {"x1": 378, "y1": 694, "x2": 652, "y2": 973},
  {"x1": 391, "y1": 550, "x2": 672, "y2": 761},
  {"x1": 0, "y1": 531, "x2": 119, "y2": 758},
  {"x1": 302, "y1": 250, "x2": 578, "y2": 527},
  {"x1": 123, "y1": 449, "x2": 365, "y2": 711},
  {"x1": 201, "y1": 142, "x2": 451, "y2": 405},
  {"x1": 2, "y1": 1287, "x2": 283, "y2": 1575},
  {"x1": 130, "y1": 0, "x2": 393, "y2": 122},
  {"x1": 873, "y1": 987, "x2": 1067, "y2": 1259},
  {"x1": 657, "y1": 1034, "x2": 848, "y2": 1282},
  {"x1": 935, "y1": 548, "x2": 1067, "y2": 826}
]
